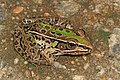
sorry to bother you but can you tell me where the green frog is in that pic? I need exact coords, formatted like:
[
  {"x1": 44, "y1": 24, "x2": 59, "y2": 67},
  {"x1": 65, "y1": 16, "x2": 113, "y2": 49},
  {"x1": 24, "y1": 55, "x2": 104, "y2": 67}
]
[{"x1": 13, "y1": 17, "x2": 93, "y2": 66}]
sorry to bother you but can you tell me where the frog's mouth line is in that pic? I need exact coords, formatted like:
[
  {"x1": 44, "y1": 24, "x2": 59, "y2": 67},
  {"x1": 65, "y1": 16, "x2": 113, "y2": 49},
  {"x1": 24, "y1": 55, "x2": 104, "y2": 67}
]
[
  {"x1": 54, "y1": 50, "x2": 90, "y2": 55},
  {"x1": 53, "y1": 47, "x2": 91, "y2": 55}
]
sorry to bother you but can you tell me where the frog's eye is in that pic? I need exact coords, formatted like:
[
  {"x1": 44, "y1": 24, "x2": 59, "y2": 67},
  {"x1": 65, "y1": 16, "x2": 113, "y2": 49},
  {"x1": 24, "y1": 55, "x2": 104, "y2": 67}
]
[{"x1": 67, "y1": 43, "x2": 76, "y2": 50}]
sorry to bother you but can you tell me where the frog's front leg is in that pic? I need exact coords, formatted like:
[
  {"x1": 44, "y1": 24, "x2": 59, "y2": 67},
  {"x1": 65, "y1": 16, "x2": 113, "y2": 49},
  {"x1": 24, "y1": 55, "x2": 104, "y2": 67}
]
[
  {"x1": 41, "y1": 48, "x2": 66, "y2": 69},
  {"x1": 40, "y1": 48, "x2": 56, "y2": 65}
]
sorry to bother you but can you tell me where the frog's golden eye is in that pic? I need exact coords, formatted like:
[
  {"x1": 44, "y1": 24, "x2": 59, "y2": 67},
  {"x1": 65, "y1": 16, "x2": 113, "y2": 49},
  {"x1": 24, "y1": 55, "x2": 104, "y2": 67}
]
[{"x1": 67, "y1": 43, "x2": 76, "y2": 50}]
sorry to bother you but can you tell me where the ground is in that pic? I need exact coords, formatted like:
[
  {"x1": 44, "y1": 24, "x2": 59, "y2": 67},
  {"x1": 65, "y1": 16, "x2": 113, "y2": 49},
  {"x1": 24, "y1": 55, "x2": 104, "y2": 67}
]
[{"x1": 0, "y1": 0, "x2": 120, "y2": 80}]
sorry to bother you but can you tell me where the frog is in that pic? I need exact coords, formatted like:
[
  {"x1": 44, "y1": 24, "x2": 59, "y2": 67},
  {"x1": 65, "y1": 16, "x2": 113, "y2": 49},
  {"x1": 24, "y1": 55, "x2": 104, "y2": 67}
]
[{"x1": 13, "y1": 17, "x2": 93, "y2": 66}]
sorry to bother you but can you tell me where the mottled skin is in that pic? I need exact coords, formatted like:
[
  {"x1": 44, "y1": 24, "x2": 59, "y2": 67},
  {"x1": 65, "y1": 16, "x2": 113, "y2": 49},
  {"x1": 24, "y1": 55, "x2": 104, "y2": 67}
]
[{"x1": 13, "y1": 17, "x2": 93, "y2": 65}]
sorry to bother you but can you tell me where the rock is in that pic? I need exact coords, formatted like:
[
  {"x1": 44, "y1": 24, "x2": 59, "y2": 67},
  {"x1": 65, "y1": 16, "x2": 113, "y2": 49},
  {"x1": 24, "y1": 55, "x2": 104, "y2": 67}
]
[
  {"x1": 54, "y1": 0, "x2": 80, "y2": 17},
  {"x1": 44, "y1": 12, "x2": 51, "y2": 17},
  {"x1": 45, "y1": 76, "x2": 51, "y2": 80},
  {"x1": 1, "y1": 39, "x2": 6, "y2": 43},
  {"x1": 53, "y1": 62, "x2": 66, "y2": 69},
  {"x1": 109, "y1": 28, "x2": 120, "y2": 58},
  {"x1": 71, "y1": 61, "x2": 75, "y2": 64},
  {"x1": 14, "y1": 58, "x2": 19, "y2": 65},
  {"x1": 0, "y1": 25, "x2": 6, "y2": 34},
  {"x1": 0, "y1": 8, "x2": 5, "y2": 22},
  {"x1": 83, "y1": 63, "x2": 90, "y2": 70},
  {"x1": 73, "y1": 75, "x2": 86, "y2": 80},
  {"x1": 71, "y1": 68, "x2": 76, "y2": 71},
  {"x1": 24, "y1": 61, "x2": 28, "y2": 65},
  {"x1": 33, "y1": 0, "x2": 43, "y2": 4},
  {"x1": 96, "y1": 66, "x2": 105, "y2": 76},
  {"x1": 13, "y1": 6, "x2": 24, "y2": 14}
]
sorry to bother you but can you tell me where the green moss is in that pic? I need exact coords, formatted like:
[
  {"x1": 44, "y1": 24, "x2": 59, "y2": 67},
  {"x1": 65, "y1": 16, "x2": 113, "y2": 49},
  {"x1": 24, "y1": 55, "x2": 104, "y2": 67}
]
[
  {"x1": 80, "y1": 2, "x2": 89, "y2": 9},
  {"x1": 27, "y1": 63, "x2": 36, "y2": 69},
  {"x1": 96, "y1": 29, "x2": 111, "y2": 45}
]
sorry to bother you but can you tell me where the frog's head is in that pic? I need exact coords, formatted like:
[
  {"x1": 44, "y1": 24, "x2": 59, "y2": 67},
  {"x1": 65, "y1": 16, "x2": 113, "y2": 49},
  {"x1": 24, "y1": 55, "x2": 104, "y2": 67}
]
[
  {"x1": 32, "y1": 19, "x2": 93, "y2": 55},
  {"x1": 48, "y1": 27, "x2": 93, "y2": 55},
  {"x1": 35, "y1": 21, "x2": 93, "y2": 52}
]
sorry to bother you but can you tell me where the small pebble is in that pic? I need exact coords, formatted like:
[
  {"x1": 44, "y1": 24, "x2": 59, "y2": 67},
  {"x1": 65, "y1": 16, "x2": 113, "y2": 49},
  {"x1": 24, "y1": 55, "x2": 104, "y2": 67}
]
[
  {"x1": 94, "y1": 53, "x2": 103, "y2": 58},
  {"x1": 44, "y1": 12, "x2": 51, "y2": 17},
  {"x1": 25, "y1": 70, "x2": 31, "y2": 78},
  {"x1": 14, "y1": 58, "x2": 19, "y2": 64},
  {"x1": 108, "y1": 78, "x2": 113, "y2": 80},
  {"x1": 16, "y1": 16, "x2": 20, "y2": 20},
  {"x1": 96, "y1": 66, "x2": 105, "y2": 76},
  {"x1": 84, "y1": 63, "x2": 90, "y2": 70},
  {"x1": 100, "y1": 77, "x2": 107, "y2": 80},
  {"x1": 73, "y1": 75, "x2": 86, "y2": 80},
  {"x1": 2, "y1": 39, "x2": 6, "y2": 43},
  {"x1": 32, "y1": 9, "x2": 37, "y2": 12},
  {"x1": 33, "y1": 0, "x2": 43, "y2": 4},
  {"x1": 71, "y1": 68, "x2": 76, "y2": 71},
  {"x1": 58, "y1": 76, "x2": 63, "y2": 79},
  {"x1": 4, "y1": 47, "x2": 7, "y2": 50},
  {"x1": 31, "y1": 71, "x2": 36, "y2": 77},
  {"x1": 10, "y1": 38, "x2": 13, "y2": 41},
  {"x1": 45, "y1": 76, "x2": 51, "y2": 80},
  {"x1": 53, "y1": 62, "x2": 66, "y2": 69},
  {"x1": 13, "y1": 6, "x2": 24, "y2": 14},
  {"x1": 71, "y1": 61, "x2": 75, "y2": 64},
  {"x1": 24, "y1": 61, "x2": 28, "y2": 65},
  {"x1": 12, "y1": 17, "x2": 15, "y2": 20}
]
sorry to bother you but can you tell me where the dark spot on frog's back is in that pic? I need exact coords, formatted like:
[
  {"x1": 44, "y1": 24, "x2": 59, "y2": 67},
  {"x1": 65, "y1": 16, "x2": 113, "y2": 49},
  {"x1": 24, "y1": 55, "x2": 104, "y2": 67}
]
[
  {"x1": 59, "y1": 28, "x2": 63, "y2": 31},
  {"x1": 45, "y1": 26, "x2": 50, "y2": 30},
  {"x1": 22, "y1": 19, "x2": 32, "y2": 24},
  {"x1": 56, "y1": 33, "x2": 62, "y2": 36},
  {"x1": 41, "y1": 29, "x2": 46, "y2": 33},
  {"x1": 41, "y1": 36, "x2": 45, "y2": 40},
  {"x1": 30, "y1": 42, "x2": 36, "y2": 47},
  {"x1": 14, "y1": 31, "x2": 21, "y2": 38},
  {"x1": 27, "y1": 37, "x2": 32, "y2": 41},
  {"x1": 14, "y1": 40, "x2": 19, "y2": 45},
  {"x1": 30, "y1": 48, "x2": 35, "y2": 53},
  {"x1": 17, "y1": 47, "x2": 21, "y2": 52},
  {"x1": 66, "y1": 29, "x2": 70, "y2": 33},
  {"x1": 51, "y1": 31, "x2": 55, "y2": 34}
]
